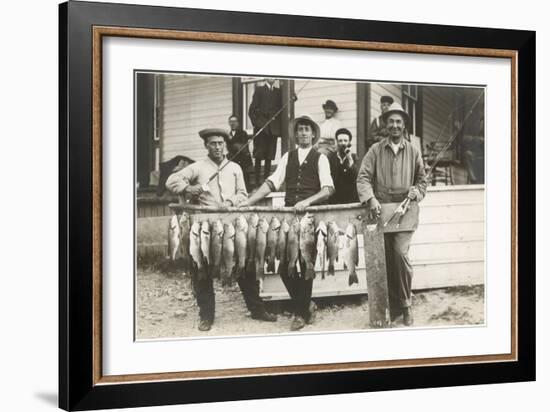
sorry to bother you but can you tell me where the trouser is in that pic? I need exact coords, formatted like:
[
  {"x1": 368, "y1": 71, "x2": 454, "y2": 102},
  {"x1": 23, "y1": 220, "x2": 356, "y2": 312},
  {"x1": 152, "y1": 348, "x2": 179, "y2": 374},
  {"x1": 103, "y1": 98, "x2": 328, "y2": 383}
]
[
  {"x1": 190, "y1": 265, "x2": 267, "y2": 322},
  {"x1": 254, "y1": 159, "x2": 272, "y2": 186},
  {"x1": 383, "y1": 231, "x2": 414, "y2": 312},
  {"x1": 279, "y1": 263, "x2": 314, "y2": 321}
]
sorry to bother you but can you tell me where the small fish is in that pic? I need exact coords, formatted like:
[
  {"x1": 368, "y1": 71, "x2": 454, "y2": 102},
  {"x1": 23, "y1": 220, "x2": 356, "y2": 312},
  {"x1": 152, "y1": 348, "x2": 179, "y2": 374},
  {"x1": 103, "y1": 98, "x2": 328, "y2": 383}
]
[
  {"x1": 344, "y1": 223, "x2": 359, "y2": 286},
  {"x1": 299, "y1": 213, "x2": 317, "y2": 280},
  {"x1": 265, "y1": 217, "x2": 281, "y2": 273},
  {"x1": 286, "y1": 217, "x2": 301, "y2": 277},
  {"x1": 200, "y1": 221, "x2": 211, "y2": 268},
  {"x1": 254, "y1": 217, "x2": 269, "y2": 280},
  {"x1": 234, "y1": 215, "x2": 249, "y2": 279},
  {"x1": 315, "y1": 221, "x2": 328, "y2": 279},
  {"x1": 276, "y1": 219, "x2": 290, "y2": 275},
  {"x1": 189, "y1": 221, "x2": 206, "y2": 278},
  {"x1": 222, "y1": 222, "x2": 236, "y2": 287},
  {"x1": 209, "y1": 220, "x2": 224, "y2": 279},
  {"x1": 178, "y1": 213, "x2": 191, "y2": 271},
  {"x1": 246, "y1": 214, "x2": 259, "y2": 273},
  {"x1": 327, "y1": 221, "x2": 340, "y2": 277},
  {"x1": 168, "y1": 214, "x2": 181, "y2": 262}
]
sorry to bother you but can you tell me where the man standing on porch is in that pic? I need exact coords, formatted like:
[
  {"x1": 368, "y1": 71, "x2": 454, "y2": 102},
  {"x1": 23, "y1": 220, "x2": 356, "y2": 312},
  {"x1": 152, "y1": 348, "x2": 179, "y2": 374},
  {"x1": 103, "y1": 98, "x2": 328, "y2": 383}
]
[
  {"x1": 166, "y1": 129, "x2": 277, "y2": 332},
  {"x1": 367, "y1": 95, "x2": 394, "y2": 151},
  {"x1": 242, "y1": 115, "x2": 334, "y2": 331},
  {"x1": 356, "y1": 103, "x2": 427, "y2": 326}
]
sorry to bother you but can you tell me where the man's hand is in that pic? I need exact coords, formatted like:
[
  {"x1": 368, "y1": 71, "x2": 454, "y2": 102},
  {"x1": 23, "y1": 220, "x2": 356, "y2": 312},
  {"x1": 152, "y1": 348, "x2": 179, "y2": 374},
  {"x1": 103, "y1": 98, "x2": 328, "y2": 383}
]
[
  {"x1": 294, "y1": 200, "x2": 310, "y2": 212},
  {"x1": 368, "y1": 197, "x2": 382, "y2": 220},
  {"x1": 407, "y1": 186, "x2": 420, "y2": 200},
  {"x1": 185, "y1": 184, "x2": 204, "y2": 198}
]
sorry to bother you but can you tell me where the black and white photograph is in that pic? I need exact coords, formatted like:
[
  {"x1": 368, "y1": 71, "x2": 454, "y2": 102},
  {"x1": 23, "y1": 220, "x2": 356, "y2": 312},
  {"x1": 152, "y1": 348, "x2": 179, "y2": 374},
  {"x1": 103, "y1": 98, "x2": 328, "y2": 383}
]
[{"x1": 135, "y1": 73, "x2": 486, "y2": 338}]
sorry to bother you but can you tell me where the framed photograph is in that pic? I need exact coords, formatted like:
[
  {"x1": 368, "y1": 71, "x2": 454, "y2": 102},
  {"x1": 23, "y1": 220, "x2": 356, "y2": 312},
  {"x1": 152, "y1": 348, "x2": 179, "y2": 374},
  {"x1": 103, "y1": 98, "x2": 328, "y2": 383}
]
[{"x1": 59, "y1": 1, "x2": 535, "y2": 410}]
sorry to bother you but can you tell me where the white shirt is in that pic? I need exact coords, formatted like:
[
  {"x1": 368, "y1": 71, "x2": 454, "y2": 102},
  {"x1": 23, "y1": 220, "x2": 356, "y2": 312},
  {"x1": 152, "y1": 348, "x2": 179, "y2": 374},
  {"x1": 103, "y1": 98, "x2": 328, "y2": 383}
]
[
  {"x1": 267, "y1": 147, "x2": 334, "y2": 191},
  {"x1": 320, "y1": 117, "x2": 342, "y2": 139}
]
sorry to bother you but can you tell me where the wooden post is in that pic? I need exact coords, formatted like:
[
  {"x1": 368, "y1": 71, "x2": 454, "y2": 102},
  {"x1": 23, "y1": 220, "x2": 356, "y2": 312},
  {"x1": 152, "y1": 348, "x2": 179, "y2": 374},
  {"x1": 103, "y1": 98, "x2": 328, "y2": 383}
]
[{"x1": 362, "y1": 218, "x2": 390, "y2": 328}]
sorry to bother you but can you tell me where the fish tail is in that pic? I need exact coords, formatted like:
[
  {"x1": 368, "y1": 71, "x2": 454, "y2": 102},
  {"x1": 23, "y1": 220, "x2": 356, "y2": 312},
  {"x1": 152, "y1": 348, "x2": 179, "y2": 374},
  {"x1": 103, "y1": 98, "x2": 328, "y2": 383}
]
[
  {"x1": 348, "y1": 271, "x2": 358, "y2": 286},
  {"x1": 255, "y1": 260, "x2": 264, "y2": 281},
  {"x1": 246, "y1": 258, "x2": 255, "y2": 274},
  {"x1": 328, "y1": 261, "x2": 335, "y2": 277},
  {"x1": 266, "y1": 259, "x2": 275, "y2": 273},
  {"x1": 305, "y1": 267, "x2": 316, "y2": 281}
]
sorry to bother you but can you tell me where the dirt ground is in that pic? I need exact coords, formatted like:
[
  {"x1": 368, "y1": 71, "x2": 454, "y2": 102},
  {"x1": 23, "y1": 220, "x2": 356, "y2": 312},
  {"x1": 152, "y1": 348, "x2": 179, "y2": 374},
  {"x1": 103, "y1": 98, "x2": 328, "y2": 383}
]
[{"x1": 136, "y1": 265, "x2": 485, "y2": 339}]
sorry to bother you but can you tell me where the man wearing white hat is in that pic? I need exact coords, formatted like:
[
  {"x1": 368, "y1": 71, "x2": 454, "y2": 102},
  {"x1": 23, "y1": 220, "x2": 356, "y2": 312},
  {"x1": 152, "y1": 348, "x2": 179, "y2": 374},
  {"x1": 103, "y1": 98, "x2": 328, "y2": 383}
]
[
  {"x1": 243, "y1": 115, "x2": 334, "y2": 331},
  {"x1": 356, "y1": 103, "x2": 427, "y2": 326}
]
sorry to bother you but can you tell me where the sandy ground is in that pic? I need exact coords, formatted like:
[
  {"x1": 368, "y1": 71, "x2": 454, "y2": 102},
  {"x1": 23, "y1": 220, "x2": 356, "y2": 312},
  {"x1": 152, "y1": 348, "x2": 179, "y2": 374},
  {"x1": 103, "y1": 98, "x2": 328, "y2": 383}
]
[{"x1": 136, "y1": 265, "x2": 485, "y2": 339}]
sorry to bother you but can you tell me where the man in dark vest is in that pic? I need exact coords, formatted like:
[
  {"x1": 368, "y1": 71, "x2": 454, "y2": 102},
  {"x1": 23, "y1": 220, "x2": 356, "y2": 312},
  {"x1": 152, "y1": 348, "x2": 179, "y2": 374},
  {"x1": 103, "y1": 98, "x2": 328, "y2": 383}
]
[
  {"x1": 242, "y1": 115, "x2": 335, "y2": 331},
  {"x1": 329, "y1": 128, "x2": 359, "y2": 204},
  {"x1": 248, "y1": 78, "x2": 282, "y2": 187}
]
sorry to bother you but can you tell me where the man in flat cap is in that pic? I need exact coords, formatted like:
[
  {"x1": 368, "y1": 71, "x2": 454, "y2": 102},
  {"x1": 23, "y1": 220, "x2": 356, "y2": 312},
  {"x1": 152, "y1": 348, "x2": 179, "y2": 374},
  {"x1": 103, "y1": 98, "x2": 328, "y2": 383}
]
[
  {"x1": 166, "y1": 128, "x2": 277, "y2": 331},
  {"x1": 367, "y1": 95, "x2": 394, "y2": 152},
  {"x1": 356, "y1": 103, "x2": 427, "y2": 326},
  {"x1": 248, "y1": 78, "x2": 283, "y2": 187},
  {"x1": 242, "y1": 115, "x2": 334, "y2": 331}
]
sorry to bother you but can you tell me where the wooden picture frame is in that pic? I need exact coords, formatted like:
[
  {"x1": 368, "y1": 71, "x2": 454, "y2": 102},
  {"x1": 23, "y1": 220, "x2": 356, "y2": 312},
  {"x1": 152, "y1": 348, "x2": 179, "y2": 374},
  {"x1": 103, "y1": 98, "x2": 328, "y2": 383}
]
[{"x1": 59, "y1": 1, "x2": 535, "y2": 410}]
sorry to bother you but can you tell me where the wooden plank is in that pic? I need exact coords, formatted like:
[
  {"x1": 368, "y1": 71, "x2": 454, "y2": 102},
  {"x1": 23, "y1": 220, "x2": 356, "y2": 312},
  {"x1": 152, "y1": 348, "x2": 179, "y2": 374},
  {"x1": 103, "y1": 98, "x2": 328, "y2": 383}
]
[{"x1": 362, "y1": 220, "x2": 390, "y2": 328}]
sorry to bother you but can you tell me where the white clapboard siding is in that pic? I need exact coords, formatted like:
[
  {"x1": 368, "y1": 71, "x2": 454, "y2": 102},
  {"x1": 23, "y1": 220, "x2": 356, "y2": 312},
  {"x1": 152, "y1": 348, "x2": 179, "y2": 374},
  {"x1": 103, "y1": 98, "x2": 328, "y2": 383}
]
[
  {"x1": 161, "y1": 75, "x2": 233, "y2": 162},
  {"x1": 293, "y1": 79, "x2": 357, "y2": 152},
  {"x1": 370, "y1": 83, "x2": 403, "y2": 121},
  {"x1": 422, "y1": 86, "x2": 457, "y2": 151}
]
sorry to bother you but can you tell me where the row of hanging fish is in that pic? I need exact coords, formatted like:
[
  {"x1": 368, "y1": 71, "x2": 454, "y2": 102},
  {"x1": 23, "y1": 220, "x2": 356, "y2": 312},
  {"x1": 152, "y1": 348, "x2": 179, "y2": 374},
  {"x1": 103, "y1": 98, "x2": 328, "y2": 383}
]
[{"x1": 168, "y1": 212, "x2": 360, "y2": 286}]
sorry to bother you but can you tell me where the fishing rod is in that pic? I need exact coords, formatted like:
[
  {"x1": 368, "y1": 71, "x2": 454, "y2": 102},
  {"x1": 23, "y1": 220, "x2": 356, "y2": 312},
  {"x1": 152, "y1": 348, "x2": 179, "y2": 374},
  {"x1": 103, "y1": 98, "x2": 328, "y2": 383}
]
[
  {"x1": 202, "y1": 80, "x2": 311, "y2": 189},
  {"x1": 383, "y1": 90, "x2": 484, "y2": 228}
]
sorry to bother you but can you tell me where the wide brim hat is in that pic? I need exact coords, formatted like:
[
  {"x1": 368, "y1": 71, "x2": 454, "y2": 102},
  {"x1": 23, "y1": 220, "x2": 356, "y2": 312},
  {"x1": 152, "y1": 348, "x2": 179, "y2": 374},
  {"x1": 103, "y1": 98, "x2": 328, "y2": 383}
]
[
  {"x1": 321, "y1": 99, "x2": 339, "y2": 112},
  {"x1": 199, "y1": 128, "x2": 229, "y2": 142},
  {"x1": 380, "y1": 95, "x2": 394, "y2": 105},
  {"x1": 289, "y1": 115, "x2": 321, "y2": 144},
  {"x1": 381, "y1": 103, "x2": 410, "y2": 126}
]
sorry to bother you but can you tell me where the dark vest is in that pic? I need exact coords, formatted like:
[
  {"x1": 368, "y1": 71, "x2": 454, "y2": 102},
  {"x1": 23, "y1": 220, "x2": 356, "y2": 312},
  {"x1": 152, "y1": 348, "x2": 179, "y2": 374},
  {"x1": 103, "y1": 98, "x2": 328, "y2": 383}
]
[{"x1": 284, "y1": 148, "x2": 322, "y2": 207}]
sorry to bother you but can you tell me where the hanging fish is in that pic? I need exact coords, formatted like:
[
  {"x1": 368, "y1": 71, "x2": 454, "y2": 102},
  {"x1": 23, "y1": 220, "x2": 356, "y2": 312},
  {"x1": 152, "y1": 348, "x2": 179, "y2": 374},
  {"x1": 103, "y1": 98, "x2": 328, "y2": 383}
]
[
  {"x1": 344, "y1": 223, "x2": 359, "y2": 286},
  {"x1": 286, "y1": 217, "x2": 301, "y2": 277},
  {"x1": 254, "y1": 217, "x2": 269, "y2": 281},
  {"x1": 178, "y1": 212, "x2": 191, "y2": 272},
  {"x1": 189, "y1": 221, "x2": 206, "y2": 279},
  {"x1": 168, "y1": 214, "x2": 181, "y2": 262},
  {"x1": 209, "y1": 220, "x2": 224, "y2": 279},
  {"x1": 276, "y1": 219, "x2": 290, "y2": 275},
  {"x1": 246, "y1": 214, "x2": 259, "y2": 273},
  {"x1": 265, "y1": 216, "x2": 281, "y2": 273},
  {"x1": 327, "y1": 221, "x2": 340, "y2": 277},
  {"x1": 234, "y1": 215, "x2": 249, "y2": 279},
  {"x1": 315, "y1": 221, "x2": 328, "y2": 279},
  {"x1": 299, "y1": 213, "x2": 317, "y2": 280},
  {"x1": 222, "y1": 222, "x2": 236, "y2": 287},
  {"x1": 200, "y1": 221, "x2": 211, "y2": 268}
]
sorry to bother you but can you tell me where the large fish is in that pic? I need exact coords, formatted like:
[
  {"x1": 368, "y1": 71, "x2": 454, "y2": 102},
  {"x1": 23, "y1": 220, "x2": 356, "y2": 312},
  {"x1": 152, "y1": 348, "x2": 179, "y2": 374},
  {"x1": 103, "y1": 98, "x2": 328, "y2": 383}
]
[
  {"x1": 178, "y1": 212, "x2": 191, "y2": 271},
  {"x1": 189, "y1": 221, "x2": 206, "y2": 279},
  {"x1": 299, "y1": 213, "x2": 317, "y2": 280},
  {"x1": 234, "y1": 215, "x2": 248, "y2": 279},
  {"x1": 276, "y1": 219, "x2": 290, "y2": 275},
  {"x1": 326, "y1": 221, "x2": 340, "y2": 277},
  {"x1": 254, "y1": 217, "x2": 269, "y2": 280},
  {"x1": 344, "y1": 223, "x2": 359, "y2": 286},
  {"x1": 200, "y1": 221, "x2": 211, "y2": 267},
  {"x1": 315, "y1": 221, "x2": 328, "y2": 279},
  {"x1": 265, "y1": 217, "x2": 281, "y2": 273},
  {"x1": 222, "y1": 222, "x2": 236, "y2": 286},
  {"x1": 246, "y1": 214, "x2": 259, "y2": 273},
  {"x1": 209, "y1": 220, "x2": 224, "y2": 279},
  {"x1": 168, "y1": 214, "x2": 181, "y2": 262},
  {"x1": 286, "y1": 217, "x2": 301, "y2": 277}
]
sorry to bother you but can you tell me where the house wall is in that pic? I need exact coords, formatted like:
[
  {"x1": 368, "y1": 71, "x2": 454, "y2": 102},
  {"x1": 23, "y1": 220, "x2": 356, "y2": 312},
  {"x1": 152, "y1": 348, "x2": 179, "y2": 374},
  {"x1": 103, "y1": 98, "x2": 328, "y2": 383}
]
[
  {"x1": 294, "y1": 79, "x2": 357, "y2": 152},
  {"x1": 160, "y1": 75, "x2": 233, "y2": 163}
]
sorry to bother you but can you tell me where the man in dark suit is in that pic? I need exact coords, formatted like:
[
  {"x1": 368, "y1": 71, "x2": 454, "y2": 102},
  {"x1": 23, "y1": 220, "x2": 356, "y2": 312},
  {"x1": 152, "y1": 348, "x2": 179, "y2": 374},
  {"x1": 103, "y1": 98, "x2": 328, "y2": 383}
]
[
  {"x1": 248, "y1": 78, "x2": 282, "y2": 187},
  {"x1": 227, "y1": 114, "x2": 253, "y2": 191},
  {"x1": 329, "y1": 128, "x2": 359, "y2": 204}
]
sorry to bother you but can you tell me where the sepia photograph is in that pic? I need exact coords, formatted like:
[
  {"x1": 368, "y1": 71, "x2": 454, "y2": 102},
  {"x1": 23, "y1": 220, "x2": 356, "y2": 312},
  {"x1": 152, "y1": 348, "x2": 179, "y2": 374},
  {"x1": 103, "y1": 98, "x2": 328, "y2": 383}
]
[{"x1": 135, "y1": 72, "x2": 486, "y2": 339}]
